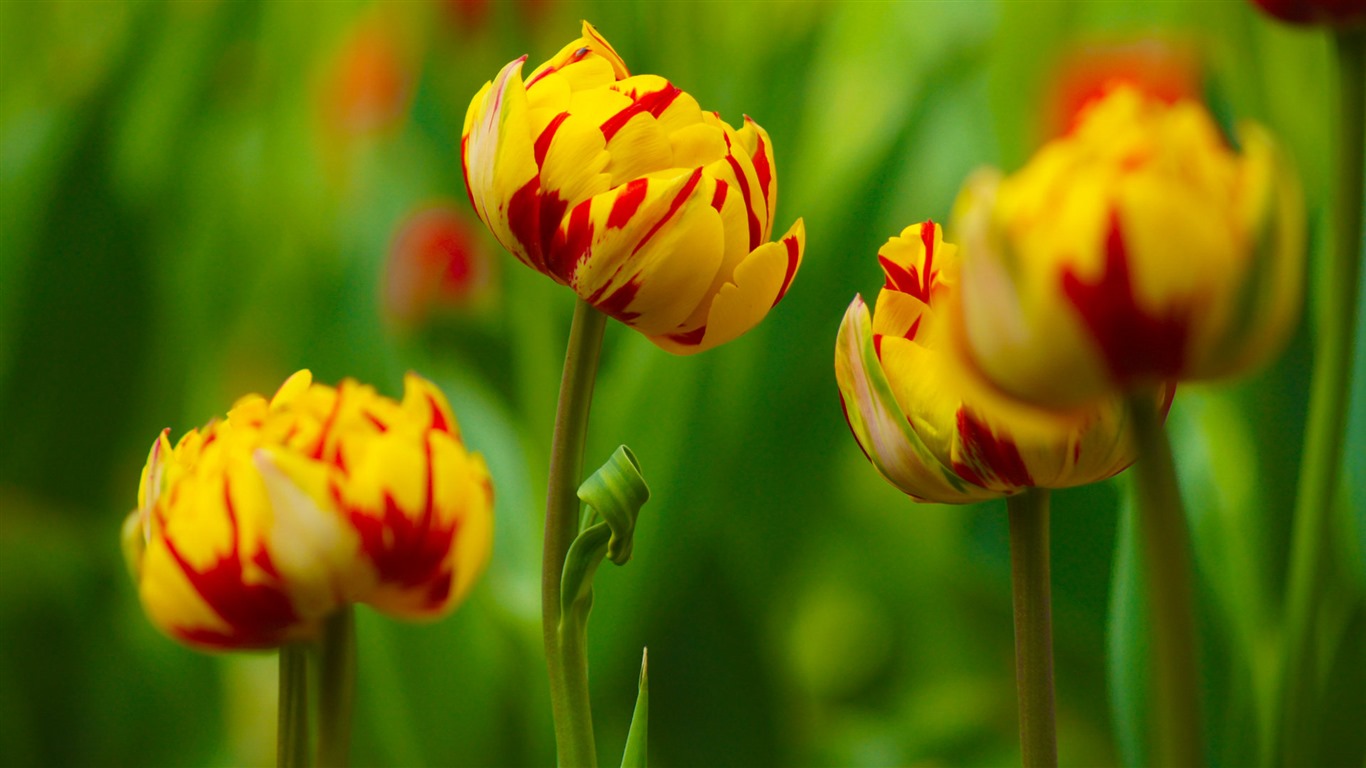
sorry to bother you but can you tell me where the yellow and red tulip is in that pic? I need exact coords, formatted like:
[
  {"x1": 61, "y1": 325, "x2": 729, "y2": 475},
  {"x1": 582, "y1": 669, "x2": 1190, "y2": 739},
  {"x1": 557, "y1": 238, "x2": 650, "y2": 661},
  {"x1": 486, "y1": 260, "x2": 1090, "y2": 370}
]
[
  {"x1": 953, "y1": 85, "x2": 1304, "y2": 408},
  {"x1": 835, "y1": 221, "x2": 1147, "y2": 504},
  {"x1": 122, "y1": 370, "x2": 494, "y2": 650},
  {"x1": 461, "y1": 21, "x2": 805, "y2": 354}
]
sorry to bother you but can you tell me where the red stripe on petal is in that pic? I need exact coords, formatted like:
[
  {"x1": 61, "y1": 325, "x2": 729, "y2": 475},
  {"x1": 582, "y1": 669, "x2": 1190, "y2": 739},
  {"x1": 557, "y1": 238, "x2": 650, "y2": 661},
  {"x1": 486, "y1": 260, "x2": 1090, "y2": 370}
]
[
  {"x1": 952, "y1": 407, "x2": 1032, "y2": 489},
  {"x1": 538, "y1": 193, "x2": 570, "y2": 276},
  {"x1": 426, "y1": 393, "x2": 450, "y2": 433},
  {"x1": 1060, "y1": 209, "x2": 1189, "y2": 383},
  {"x1": 165, "y1": 479, "x2": 299, "y2": 648},
  {"x1": 631, "y1": 167, "x2": 703, "y2": 257},
  {"x1": 506, "y1": 177, "x2": 546, "y2": 271},
  {"x1": 710, "y1": 179, "x2": 729, "y2": 212},
  {"x1": 722, "y1": 134, "x2": 762, "y2": 251},
  {"x1": 666, "y1": 325, "x2": 706, "y2": 346},
  {"x1": 919, "y1": 220, "x2": 937, "y2": 298},
  {"x1": 878, "y1": 255, "x2": 921, "y2": 296},
  {"x1": 551, "y1": 200, "x2": 595, "y2": 283},
  {"x1": 771, "y1": 233, "x2": 801, "y2": 307},
  {"x1": 525, "y1": 48, "x2": 589, "y2": 91},
  {"x1": 608, "y1": 178, "x2": 648, "y2": 229},
  {"x1": 534, "y1": 112, "x2": 569, "y2": 167},
  {"x1": 751, "y1": 128, "x2": 773, "y2": 219},
  {"x1": 600, "y1": 84, "x2": 682, "y2": 142},
  {"x1": 638, "y1": 83, "x2": 682, "y2": 117},
  {"x1": 310, "y1": 391, "x2": 344, "y2": 461},
  {"x1": 594, "y1": 278, "x2": 642, "y2": 323}
]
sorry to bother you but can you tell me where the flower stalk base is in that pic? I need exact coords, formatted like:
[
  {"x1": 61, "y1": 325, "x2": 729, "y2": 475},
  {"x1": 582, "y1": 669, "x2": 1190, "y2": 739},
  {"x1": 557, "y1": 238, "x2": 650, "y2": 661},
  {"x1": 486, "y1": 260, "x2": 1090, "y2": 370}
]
[
  {"x1": 278, "y1": 643, "x2": 310, "y2": 768},
  {"x1": 1126, "y1": 393, "x2": 1202, "y2": 768},
  {"x1": 317, "y1": 605, "x2": 356, "y2": 768},
  {"x1": 1007, "y1": 488, "x2": 1058, "y2": 768},
  {"x1": 543, "y1": 299, "x2": 608, "y2": 767}
]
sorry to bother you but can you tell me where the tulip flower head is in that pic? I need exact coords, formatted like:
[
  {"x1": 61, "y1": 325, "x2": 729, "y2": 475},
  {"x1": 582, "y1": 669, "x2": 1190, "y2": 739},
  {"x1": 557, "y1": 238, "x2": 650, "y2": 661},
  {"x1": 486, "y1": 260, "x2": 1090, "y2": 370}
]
[
  {"x1": 953, "y1": 85, "x2": 1304, "y2": 408},
  {"x1": 835, "y1": 221, "x2": 1144, "y2": 504},
  {"x1": 461, "y1": 21, "x2": 805, "y2": 354},
  {"x1": 123, "y1": 371, "x2": 494, "y2": 650}
]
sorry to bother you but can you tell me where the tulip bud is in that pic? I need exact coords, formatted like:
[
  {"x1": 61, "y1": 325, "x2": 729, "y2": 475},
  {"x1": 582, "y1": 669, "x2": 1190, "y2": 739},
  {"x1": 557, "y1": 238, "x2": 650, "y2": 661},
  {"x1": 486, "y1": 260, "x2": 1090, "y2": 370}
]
[
  {"x1": 953, "y1": 85, "x2": 1304, "y2": 409},
  {"x1": 461, "y1": 21, "x2": 805, "y2": 354},
  {"x1": 383, "y1": 204, "x2": 494, "y2": 328},
  {"x1": 123, "y1": 370, "x2": 494, "y2": 650},
  {"x1": 835, "y1": 221, "x2": 1148, "y2": 504}
]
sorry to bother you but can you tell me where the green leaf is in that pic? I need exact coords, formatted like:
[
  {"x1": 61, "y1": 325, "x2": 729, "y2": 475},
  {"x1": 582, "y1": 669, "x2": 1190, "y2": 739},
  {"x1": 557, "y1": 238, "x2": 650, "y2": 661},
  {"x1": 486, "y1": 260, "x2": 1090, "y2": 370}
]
[
  {"x1": 560, "y1": 446, "x2": 650, "y2": 629},
  {"x1": 579, "y1": 445, "x2": 649, "y2": 566},
  {"x1": 621, "y1": 648, "x2": 648, "y2": 768}
]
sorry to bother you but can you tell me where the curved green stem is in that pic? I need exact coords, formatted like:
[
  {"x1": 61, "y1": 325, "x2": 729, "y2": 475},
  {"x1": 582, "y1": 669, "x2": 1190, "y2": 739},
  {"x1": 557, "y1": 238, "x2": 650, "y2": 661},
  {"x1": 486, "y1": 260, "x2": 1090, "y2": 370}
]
[
  {"x1": 278, "y1": 643, "x2": 310, "y2": 768},
  {"x1": 543, "y1": 298, "x2": 607, "y2": 767},
  {"x1": 1279, "y1": 27, "x2": 1364, "y2": 767},
  {"x1": 1007, "y1": 488, "x2": 1057, "y2": 768},
  {"x1": 317, "y1": 605, "x2": 356, "y2": 768},
  {"x1": 1126, "y1": 394, "x2": 1203, "y2": 768}
]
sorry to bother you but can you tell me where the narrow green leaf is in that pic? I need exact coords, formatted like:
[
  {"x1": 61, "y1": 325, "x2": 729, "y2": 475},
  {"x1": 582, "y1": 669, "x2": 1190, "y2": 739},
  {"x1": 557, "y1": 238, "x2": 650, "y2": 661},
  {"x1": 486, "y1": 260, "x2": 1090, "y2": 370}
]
[{"x1": 621, "y1": 648, "x2": 648, "y2": 768}]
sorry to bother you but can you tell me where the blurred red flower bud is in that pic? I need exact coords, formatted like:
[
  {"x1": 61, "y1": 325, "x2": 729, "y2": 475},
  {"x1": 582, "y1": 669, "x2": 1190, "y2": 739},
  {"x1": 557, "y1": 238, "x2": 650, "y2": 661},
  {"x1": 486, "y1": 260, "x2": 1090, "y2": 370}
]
[
  {"x1": 384, "y1": 204, "x2": 493, "y2": 327},
  {"x1": 321, "y1": 18, "x2": 411, "y2": 137},
  {"x1": 1047, "y1": 39, "x2": 1201, "y2": 138}
]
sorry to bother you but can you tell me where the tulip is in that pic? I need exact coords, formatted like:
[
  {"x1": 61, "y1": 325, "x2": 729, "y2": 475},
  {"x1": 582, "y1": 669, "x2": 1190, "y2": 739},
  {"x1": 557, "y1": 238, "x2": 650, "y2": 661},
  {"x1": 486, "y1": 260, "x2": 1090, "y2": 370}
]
[
  {"x1": 383, "y1": 203, "x2": 494, "y2": 327},
  {"x1": 123, "y1": 370, "x2": 494, "y2": 650},
  {"x1": 953, "y1": 85, "x2": 1304, "y2": 408},
  {"x1": 461, "y1": 21, "x2": 805, "y2": 354},
  {"x1": 835, "y1": 220, "x2": 1146, "y2": 504}
]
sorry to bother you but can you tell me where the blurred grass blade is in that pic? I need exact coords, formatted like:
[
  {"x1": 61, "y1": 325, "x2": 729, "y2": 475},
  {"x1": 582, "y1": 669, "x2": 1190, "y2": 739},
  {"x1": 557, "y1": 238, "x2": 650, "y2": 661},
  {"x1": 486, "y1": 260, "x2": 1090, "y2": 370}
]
[{"x1": 621, "y1": 648, "x2": 648, "y2": 768}]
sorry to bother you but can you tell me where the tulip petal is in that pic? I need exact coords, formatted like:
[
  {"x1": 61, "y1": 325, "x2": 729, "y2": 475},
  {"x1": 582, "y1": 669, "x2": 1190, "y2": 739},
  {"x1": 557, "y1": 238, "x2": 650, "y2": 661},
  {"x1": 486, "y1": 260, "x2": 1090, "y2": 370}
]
[
  {"x1": 833, "y1": 296, "x2": 998, "y2": 503},
  {"x1": 525, "y1": 20, "x2": 629, "y2": 91},
  {"x1": 650, "y1": 218, "x2": 804, "y2": 354},
  {"x1": 462, "y1": 57, "x2": 543, "y2": 271},
  {"x1": 562, "y1": 168, "x2": 717, "y2": 329},
  {"x1": 734, "y1": 116, "x2": 777, "y2": 241}
]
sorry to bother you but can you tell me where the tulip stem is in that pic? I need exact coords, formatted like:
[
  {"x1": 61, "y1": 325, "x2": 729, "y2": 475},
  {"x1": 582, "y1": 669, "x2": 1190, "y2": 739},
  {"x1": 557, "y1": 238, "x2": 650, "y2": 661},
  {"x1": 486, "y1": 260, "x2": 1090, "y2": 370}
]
[
  {"x1": 544, "y1": 298, "x2": 607, "y2": 767},
  {"x1": 1126, "y1": 393, "x2": 1203, "y2": 768},
  {"x1": 1007, "y1": 488, "x2": 1057, "y2": 768},
  {"x1": 278, "y1": 643, "x2": 310, "y2": 768},
  {"x1": 1279, "y1": 26, "x2": 1364, "y2": 768},
  {"x1": 317, "y1": 605, "x2": 355, "y2": 768}
]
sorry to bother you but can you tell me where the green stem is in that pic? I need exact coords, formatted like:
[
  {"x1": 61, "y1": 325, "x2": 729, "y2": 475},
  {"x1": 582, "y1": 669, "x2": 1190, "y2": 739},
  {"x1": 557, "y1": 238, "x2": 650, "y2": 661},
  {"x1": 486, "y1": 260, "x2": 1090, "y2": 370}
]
[
  {"x1": 1007, "y1": 488, "x2": 1057, "y2": 768},
  {"x1": 543, "y1": 298, "x2": 608, "y2": 767},
  {"x1": 1279, "y1": 27, "x2": 1364, "y2": 768},
  {"x1": 1126, "y1": 394, "x2": 1203, "y2": 768},
  {"x1": 278, "y1": 643, "x2": 310, "y2": 768},
  {"x1": 317, "y1": 605, "x2": 356, "y2": 768}
]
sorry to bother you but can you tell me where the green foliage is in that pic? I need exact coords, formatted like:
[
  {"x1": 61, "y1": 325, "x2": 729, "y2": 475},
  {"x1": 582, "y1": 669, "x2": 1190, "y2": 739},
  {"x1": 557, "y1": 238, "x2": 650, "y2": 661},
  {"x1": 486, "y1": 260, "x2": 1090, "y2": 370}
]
[{"x1": 0, "y1": 1, "x2": 1362, "y2": 766}]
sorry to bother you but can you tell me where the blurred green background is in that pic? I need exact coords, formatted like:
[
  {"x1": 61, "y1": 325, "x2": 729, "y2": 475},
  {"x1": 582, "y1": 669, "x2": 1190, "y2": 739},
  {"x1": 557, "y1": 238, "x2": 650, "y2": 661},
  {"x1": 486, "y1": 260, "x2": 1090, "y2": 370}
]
[{"x1": 2, "y1": 1, "x2": 1364, "y2": 765}]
